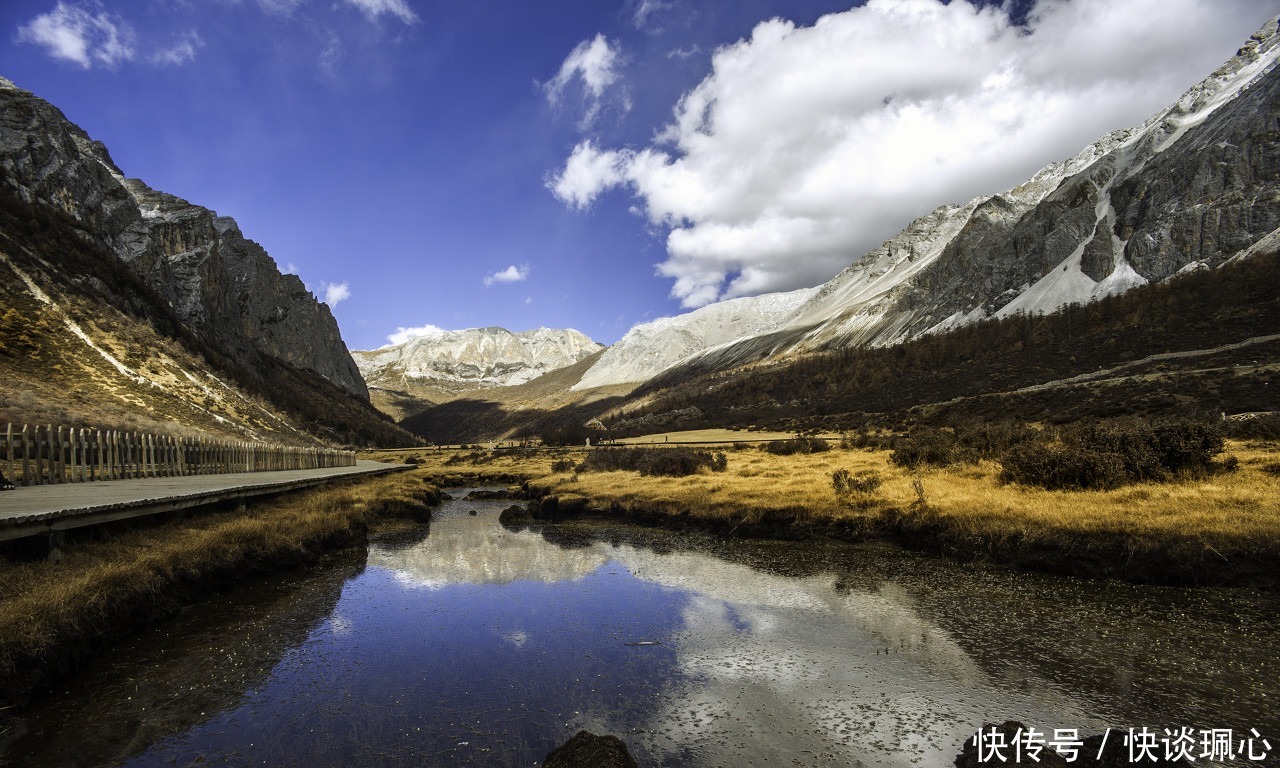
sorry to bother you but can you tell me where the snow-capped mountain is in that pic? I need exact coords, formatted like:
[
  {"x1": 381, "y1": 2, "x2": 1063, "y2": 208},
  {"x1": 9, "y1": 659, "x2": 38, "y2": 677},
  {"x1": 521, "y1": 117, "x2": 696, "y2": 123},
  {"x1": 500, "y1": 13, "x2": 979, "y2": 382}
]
[
  {"x1": 575, "y1": 17, "x2": 1280, "y2": 389},
  {"x1": 354, "y1": 327, "x2": 604, "y2": 391},
  {"x1": 574, "y1": 290, "x2": 817, "y2": 390}
]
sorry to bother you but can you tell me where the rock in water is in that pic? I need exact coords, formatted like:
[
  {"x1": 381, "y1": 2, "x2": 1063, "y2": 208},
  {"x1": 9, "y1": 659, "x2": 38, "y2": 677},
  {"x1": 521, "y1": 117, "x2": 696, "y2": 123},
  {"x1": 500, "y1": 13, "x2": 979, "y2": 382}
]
[{"x1": 542, "y1": 731, "x2": 637, "y2": 768}]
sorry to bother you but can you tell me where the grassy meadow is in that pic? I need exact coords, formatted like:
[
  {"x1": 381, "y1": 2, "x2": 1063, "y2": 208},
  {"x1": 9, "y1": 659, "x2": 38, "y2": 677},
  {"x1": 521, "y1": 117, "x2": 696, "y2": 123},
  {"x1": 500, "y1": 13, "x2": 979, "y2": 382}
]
[{"x1": 394, "y1": 435, "x2": 1280, "y2": 576}]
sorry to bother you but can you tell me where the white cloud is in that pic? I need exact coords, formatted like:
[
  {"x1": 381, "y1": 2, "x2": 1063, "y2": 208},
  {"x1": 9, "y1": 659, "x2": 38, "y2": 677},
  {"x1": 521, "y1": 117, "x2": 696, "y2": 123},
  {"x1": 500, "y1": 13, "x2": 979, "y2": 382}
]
[
  {"x1": 256, "y1": 0, "x2": 304, "y2": 15},
  {"x1": 632, "y1": 0, "x2": 672, "y2": 30},
  {"x1": 547, "y1": 140, "x2": 630, "y2": 210},
  {"x1": 17, "y1": 1, "x2": 136, "y2": 69},
  {"x1": 345, "y1": 0, "x2": 419, "y2": 24},
  {"x1": 386, "y1": 323, "x2": 446, "y2": 346},
  {"x1": 543, "y1": 34, "x2": 627, "y2": 128},
  {"x1": 549, "y1": 0, "x2": 1280, "y2": 308},
  {"x1": 323, "y1": 282, "x2": 351, "y2": 306},
  {"x1": 483, "y1": 264, "x2": 529, "y2": 287},
  {"x1": 151, "y1": 30, "x2": 203, "y2": 66}
]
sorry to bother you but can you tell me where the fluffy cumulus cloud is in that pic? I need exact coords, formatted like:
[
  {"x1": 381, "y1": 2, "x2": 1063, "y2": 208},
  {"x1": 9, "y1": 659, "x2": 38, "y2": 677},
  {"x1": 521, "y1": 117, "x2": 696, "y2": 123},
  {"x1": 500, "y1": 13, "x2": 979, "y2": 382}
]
[
  {"x1": 483, "y1": 264, "x2": 529, "y2": 287},
  {"x1": 345, "y1": 0, "x2": 419, "y2": 24},
  {"x1": 386, "y1": 323, "x2": 446, "y2": 346},
  {"x1": 543, "y1": 34, "x2": 627, "y2": 128},
  {"x1": 549, "y1": 0, "x2": 1278, "y2": 308},
  {"x1": 323, "y1": 281, "x2": 351, "y2": 307},
  {"x1": 17, "y1": 1, "x2": 136, "y2": 69}
]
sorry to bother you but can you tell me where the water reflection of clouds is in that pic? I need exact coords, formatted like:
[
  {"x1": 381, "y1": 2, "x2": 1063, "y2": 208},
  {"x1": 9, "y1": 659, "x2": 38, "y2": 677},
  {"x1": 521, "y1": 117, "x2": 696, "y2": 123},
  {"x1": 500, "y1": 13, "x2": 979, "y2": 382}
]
[
  {"x1": 602, "y1": 546, "x2": 993, "y2": 766},
  {"x1": 362, "y1": 512, "x2": 1045, "y2": 766},
  {"x1": 501, "y1": 630, "x2": 529, "y2": 648}
]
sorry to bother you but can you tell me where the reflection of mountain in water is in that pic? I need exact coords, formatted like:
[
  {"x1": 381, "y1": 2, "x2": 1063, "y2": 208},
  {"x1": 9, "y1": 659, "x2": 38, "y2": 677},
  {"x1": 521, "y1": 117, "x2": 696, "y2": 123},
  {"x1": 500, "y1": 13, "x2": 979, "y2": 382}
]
[{"x1": 368, "y1": 510, "x2": 608, "y2": 587}]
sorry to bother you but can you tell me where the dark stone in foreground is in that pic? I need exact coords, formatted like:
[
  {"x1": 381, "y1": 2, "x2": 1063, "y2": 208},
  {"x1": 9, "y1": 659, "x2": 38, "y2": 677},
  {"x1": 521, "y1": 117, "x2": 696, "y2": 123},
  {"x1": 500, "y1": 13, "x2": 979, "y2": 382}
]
[
  {"x1": 498, "y1": 504, "x2": 533, "y2": 530},
  {"x1": 543, "y1": 730, "x2": 637, "y2": 768},
  {"x1": 465, "y1": 488, "x2": 517, "y2": 500}
]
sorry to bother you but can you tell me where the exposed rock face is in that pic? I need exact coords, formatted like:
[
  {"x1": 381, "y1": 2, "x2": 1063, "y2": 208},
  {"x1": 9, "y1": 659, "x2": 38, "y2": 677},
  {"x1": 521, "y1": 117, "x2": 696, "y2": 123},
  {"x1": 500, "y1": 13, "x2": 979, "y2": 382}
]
[
  {"x1": 575, "y1": 17, "x2": 1280, "y2": 388},
  {"x1": 354, "y1": 326, "x2": 603, "y2": 391},
  {"x1": 0, "y1": 76, "x2": 368, "y2": 401}
]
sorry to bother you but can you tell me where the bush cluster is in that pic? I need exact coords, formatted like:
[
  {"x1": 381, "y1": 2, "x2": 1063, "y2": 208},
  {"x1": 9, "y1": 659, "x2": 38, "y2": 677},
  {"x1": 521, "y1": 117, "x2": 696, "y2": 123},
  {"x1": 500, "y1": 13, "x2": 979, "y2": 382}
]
[
  {"x1": 889, "y1": 420, "x2": 1039, "y2": 469},
  {"x1": 577, "y1": 447, "x2": 728, "y2": 477},
  {"x1": 831, "y1": 468, "x2": 883, "y2": 508},
  {"x1": 443, "y1": 450, "x2": 494, "y2": 466},
  {"x1": 1225, "y1": 414, "x2": 1280, "y2": 441},
  {"x1": 550, "y1": 458, "x2": 577, "y2": 473},
  {"x1": 999, "y1": 418, "x2": 1224, "y2": 490},
  {"x1": 764, "y1": 437, "x2": 831, "y2": 455},
  {"x1": 889, "y1": 428, "x2": 974, "y2": 469}
]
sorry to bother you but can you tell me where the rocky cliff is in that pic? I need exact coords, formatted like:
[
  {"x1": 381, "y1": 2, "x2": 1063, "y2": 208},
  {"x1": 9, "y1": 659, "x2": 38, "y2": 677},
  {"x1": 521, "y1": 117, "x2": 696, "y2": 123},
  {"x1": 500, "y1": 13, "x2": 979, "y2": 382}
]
[
  {"x1": 575, "y1": 17, "x2": 1280, "y2": 388},
  {"x1": 0, "y1": 75, "x2": 368, "y2": 401}
]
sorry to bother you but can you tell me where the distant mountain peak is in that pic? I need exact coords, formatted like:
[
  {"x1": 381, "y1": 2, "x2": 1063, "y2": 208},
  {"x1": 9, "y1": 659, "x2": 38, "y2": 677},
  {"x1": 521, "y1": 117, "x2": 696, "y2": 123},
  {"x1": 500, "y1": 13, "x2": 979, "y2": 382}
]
[{"x1": 354, "y1": 325, "x2": 604, "y2": 390}]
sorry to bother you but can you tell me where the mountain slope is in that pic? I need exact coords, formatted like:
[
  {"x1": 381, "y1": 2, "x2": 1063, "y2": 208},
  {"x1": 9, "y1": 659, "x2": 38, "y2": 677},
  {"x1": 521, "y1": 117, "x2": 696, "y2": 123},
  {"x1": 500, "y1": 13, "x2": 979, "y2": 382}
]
[
  {"x1": 0, "y1": 75, "x2": 367, "y2": 402},
  {"x1": 576, "y1": 16, "x2": 1280, "y2": 388},
  {"x1": 0, "y1": 75, "x2": 412, "y2": 446}
]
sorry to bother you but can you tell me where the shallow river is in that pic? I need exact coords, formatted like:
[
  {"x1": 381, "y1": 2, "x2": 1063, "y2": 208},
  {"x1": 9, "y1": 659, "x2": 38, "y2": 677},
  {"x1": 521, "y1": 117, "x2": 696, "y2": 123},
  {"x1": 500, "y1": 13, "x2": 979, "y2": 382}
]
[{"x1": 5, "y1": 490, "x2": 1278, "y2": 767}]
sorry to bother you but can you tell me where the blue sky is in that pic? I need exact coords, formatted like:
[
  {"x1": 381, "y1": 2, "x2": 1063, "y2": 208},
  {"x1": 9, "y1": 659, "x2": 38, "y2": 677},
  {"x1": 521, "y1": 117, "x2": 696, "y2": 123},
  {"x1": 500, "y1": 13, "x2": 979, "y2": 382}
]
[{"x1": 1, "y1": 0, "x2": 1276, "y2": 350}]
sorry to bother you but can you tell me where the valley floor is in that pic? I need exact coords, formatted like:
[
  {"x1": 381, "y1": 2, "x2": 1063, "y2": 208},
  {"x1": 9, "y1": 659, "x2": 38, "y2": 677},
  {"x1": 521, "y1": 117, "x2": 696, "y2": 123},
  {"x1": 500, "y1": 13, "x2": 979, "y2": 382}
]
[{"x1": 392, "y1": 435, "x2": 1280, "y2": 591}]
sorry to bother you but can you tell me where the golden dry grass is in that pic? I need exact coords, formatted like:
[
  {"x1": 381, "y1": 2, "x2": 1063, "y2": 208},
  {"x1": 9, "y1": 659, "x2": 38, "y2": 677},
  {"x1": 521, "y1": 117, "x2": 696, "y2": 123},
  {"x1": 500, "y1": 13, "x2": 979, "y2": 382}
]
[
  {"x1": 0, "y1": 468, "x2": 434, "y2": 703},
  {"x1": 403, "y1": 441, "x2": 1280, "y2": 553}
]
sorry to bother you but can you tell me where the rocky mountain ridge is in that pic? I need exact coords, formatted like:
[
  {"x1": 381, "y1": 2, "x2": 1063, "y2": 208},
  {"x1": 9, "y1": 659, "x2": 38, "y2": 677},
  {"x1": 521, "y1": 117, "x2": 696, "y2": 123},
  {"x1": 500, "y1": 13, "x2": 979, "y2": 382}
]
[
  {"x1": 354, "y1": 326, "x2": 604, "y2": 392},
  {"x1": 0, "y1": 75, "x2": 367, "y2": 401},
  {"x1": 573, "y1": 16, "x2": 1280, "y2": 389}
]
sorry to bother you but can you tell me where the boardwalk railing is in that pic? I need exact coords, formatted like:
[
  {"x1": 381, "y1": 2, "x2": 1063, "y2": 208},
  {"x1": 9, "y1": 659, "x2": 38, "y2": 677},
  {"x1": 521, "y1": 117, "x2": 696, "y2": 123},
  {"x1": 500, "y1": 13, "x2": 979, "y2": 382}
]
[{"x1": 1, "y1": 423, "x2": 355, "y2": 487}]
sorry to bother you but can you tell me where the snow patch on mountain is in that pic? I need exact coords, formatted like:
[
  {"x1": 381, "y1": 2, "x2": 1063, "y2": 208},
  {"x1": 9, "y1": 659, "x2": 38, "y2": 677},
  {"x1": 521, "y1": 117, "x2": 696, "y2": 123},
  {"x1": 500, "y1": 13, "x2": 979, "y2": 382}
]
[
  {"x1": 572, "y1": 289, "x2": 817, "y2": 390},
  {"x1": 354, "y1": 326, "x2": 604, "y2": 389},
  {"x1": 571, "y1": 17, "x2": 1280, "y2": 390}
]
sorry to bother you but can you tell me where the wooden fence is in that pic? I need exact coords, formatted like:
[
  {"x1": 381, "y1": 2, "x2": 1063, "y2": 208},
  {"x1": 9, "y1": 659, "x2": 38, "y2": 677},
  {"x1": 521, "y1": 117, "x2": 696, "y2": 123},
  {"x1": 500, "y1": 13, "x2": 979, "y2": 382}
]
[{"x1": 1, "y1": 423, "x2": 355, "y2": 487}]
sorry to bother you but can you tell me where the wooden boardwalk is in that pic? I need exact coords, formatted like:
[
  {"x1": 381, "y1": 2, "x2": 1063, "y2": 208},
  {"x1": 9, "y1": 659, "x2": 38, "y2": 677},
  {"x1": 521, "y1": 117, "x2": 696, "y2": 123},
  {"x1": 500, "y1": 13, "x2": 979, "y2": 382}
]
[{"x1": 0, "y1": 460, "x2": 414, "y2": 543}]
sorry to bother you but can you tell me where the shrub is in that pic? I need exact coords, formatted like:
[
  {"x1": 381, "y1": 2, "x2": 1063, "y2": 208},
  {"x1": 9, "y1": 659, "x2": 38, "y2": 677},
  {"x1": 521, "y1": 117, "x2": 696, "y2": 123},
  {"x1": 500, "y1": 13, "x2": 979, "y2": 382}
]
[
  {"x1": 1260, "y1": 461, "x2": 1280, "y2": 477},
  {"x1": 952, "y1": 419, "x2": 1040, "y2": 459},
  {"x1": 577, "y1": 447, "x2": 728, "y2": 477},
  {"x1": 550, "y1": 458, "x2": 576, "y2": 473},
  {"x1": 1225, "y1": 414, "x2": 1280, "y2": 441},
  {"x1": 998, "y1": 418, "x2": 1224, "y2": 490},
  {"x1": 832, "y1": 468, "x2": 883, "y2": 508},
  {"x1": 764, "y1": 437, "x2": 831, "y2": 455},
  {"x1": 999, "y1": 443, "x2": 1128, "y2": 490},
  {"x1": 890, "y1": 427, "x2": 976, "y2": 469}
]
